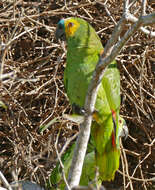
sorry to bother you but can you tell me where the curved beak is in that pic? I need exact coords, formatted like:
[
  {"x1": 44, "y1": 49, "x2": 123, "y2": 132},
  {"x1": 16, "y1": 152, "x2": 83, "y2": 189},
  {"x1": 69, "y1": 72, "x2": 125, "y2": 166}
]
[{"x1": 55, "y1": 27, "x2": 66, "y2": 41}]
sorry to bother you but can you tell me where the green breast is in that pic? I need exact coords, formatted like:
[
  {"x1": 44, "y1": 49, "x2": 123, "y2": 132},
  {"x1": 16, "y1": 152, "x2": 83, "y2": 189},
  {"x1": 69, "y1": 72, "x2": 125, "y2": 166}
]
[{"x1": 64, "y1": 49, "x2": 100, "y2": 107}]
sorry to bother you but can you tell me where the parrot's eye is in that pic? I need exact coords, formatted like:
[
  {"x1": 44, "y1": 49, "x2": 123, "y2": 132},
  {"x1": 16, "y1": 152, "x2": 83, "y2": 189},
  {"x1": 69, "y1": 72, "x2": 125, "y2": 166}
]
[{"x1": 68, "y1": 22, "x2": 74, "y2": 28}]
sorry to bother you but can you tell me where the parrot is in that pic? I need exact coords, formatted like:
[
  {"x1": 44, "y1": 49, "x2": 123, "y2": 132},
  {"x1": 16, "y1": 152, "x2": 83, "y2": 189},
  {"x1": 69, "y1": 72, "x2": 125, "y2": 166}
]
[{"x1": 55, "y1": 17, "x2": 123, "y2": 184}]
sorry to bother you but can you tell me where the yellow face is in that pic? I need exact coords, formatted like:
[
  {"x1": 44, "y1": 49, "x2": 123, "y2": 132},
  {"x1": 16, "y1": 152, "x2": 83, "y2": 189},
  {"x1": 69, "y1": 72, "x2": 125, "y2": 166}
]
[{"x1": 64, "y1": 18, "x2": 80, "y2": 38}]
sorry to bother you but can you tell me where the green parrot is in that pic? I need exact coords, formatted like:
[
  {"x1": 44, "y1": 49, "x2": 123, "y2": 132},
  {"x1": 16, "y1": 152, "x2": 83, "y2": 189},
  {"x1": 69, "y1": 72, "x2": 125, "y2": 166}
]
[{"x1": 55, "y1": 17, "x2": 122, "y2": 183}]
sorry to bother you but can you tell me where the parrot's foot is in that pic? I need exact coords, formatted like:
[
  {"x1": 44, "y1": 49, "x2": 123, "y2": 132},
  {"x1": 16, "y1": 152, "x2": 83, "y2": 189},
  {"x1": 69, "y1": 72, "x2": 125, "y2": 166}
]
[
  {"x1": 72, "y1": 103, "x2": 99, "y2": 116},
  {"x1": 72, "y1": 103, "x2": 85, "y2": 115}
]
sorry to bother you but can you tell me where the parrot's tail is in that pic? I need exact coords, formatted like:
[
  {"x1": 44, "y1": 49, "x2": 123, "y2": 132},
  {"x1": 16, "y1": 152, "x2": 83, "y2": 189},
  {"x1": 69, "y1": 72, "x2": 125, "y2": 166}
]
[{"x1": 95, "y1": 148, "x2": 120, "y2": 181}]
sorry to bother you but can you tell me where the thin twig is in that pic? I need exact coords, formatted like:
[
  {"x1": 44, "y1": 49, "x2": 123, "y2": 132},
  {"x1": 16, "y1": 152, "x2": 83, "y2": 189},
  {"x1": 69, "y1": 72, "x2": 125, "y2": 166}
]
[
  {"x1": 118, "y1": 170, "x2": 155, "y2": 182},
  {"x1": 120, "y1": 140, "x2": 134, "y2": 190},
  {"x1": 0, "y1": 171, "x2": 13, "y2": 190},
  {"x1": 55, "y1": 130, "x2": 71, "y2": 190},
  {"x1": 141, "y1": 0, "x2": 147, "y2": 16}
]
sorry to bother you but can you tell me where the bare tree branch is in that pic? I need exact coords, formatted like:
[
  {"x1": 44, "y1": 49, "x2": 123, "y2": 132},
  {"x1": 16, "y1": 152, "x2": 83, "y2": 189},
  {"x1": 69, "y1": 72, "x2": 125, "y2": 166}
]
[{"x1": 127, "y1": 13, "x2": 155, "y2": 36}]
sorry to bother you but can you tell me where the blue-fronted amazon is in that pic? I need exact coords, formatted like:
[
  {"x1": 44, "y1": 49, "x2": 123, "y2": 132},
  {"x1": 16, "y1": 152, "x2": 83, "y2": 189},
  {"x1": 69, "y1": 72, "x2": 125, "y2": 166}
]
[{"x1": 55, "y1": 17, "x2": 122, "y2": 183}]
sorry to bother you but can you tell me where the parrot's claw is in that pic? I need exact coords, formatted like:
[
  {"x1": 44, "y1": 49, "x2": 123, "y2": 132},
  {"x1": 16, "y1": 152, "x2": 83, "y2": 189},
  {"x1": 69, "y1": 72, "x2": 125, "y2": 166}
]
[
  {"x1": 72, "y1": 104, "x2": 100, "y2": 119},
  {"x1": 72, "y1": 103, "x2": 85, "y2": 115}
]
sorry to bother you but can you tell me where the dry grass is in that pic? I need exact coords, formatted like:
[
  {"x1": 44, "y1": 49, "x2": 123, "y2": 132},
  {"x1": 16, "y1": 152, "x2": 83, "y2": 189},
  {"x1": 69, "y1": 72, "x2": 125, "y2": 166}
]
[{"x1": 0, "y1": 1, "x2": 154, "y2": 190}]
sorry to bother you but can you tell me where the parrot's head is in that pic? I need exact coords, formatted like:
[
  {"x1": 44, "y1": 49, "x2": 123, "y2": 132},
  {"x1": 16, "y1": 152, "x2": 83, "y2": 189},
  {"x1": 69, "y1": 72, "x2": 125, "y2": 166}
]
[
  {"x1": 55, "y1": 17, "x2": 96, "y2": 47},
  {"x1": 55, "y1": 17, "x2": 103, "y2": 51},
  {"x1": 55, "y1": 17, "x2": 83, "y2": 41}
]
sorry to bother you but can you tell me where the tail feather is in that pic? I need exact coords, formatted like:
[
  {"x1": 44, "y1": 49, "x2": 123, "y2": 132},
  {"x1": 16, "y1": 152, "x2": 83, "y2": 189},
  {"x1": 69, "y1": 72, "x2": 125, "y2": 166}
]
[
  {"x1": 95, "y1": 148, "x2": 120, "y2": 181},
  {"x1": 91, "y1": 113, "x2": 121, "y2": 181}
]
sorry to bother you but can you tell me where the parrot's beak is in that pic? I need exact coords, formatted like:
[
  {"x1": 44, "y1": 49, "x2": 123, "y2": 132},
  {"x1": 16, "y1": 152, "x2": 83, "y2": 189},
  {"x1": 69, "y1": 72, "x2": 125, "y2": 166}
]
[{"x1": 55, "y1": 27, "x2": 66, "y2": 41}]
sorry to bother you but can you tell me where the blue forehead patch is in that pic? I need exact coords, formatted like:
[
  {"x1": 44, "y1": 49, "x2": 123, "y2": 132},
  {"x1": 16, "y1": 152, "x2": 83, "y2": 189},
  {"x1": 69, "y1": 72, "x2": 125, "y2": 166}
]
[{"x1": 58, "y1": 19, "x2": 65, "y2": 29}]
